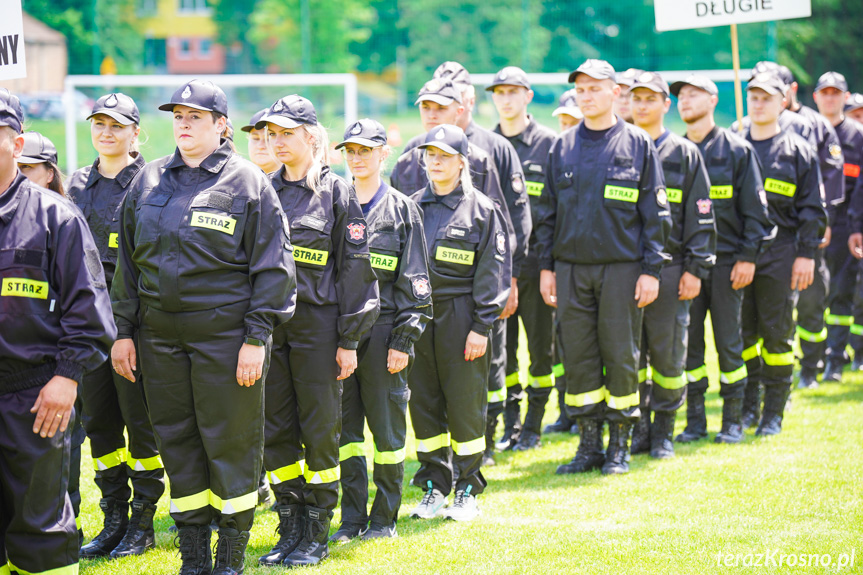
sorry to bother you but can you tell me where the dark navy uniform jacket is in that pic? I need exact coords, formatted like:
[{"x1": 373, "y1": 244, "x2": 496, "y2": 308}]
[
  {"x1": 494, "y1": 116, "x2": 557, "y2": 278},
  {"x1": 112, "y1": 141, "x2": 297, "y2": 344},
  {"x1": 411, "y1": 184, "x2": 511, "y2": 336},
  {"x1": 535, "y1": 118, "x2": 671, "y2": 277},
  {"x1": 363, "y1": 184, "x2": 432, "y2": 354},
  {"x1": 689, "y1": 126, "x2": 774, "y2": 264},
  {"x1": 67, "y1": 153, "x2": 145, "y2": 286},
  {"x1": 734, "y1": 111, "x2": 817, "y2": 149},
  {"x1": 834, "y1": 118, "x2": 863, "y2": 231},
  {"x1": 1, "y1": 173, "x2": 116, "y2": 391},
  {"x1": 655, "y1": 130, "x2": 716, "y2": 279},
  {"x1": 747, "y1": 130, "x2": 828, "y2": 259},
  {"x1": 794, "y1": 104, "x2": 844, "y2": 213},
  {"x1": 272, "y1": 165, "x2": 379, "y2": 350}
]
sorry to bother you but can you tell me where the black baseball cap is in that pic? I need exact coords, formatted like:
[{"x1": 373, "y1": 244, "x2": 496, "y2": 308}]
[
  {"x1": 752, "y1": 61, "x2": 794, "y2": 85},
  {"x1": 815, "y1": 71, "x2": 849, "y2": 93},
  {"x1": 256, "y1": 95, "x2": 317, "y2": 130},
  {"x1": 552, "y1": 89, "x2": 583, "y2": 118},
  {"x1": 747, "y1": 72, "x2": 787, "y2": 96},
  {"x1": 159, "y1": 80, "x2": 229, "y2": 116},
  {"x1": 568, "y1": 59, "x2": 616, "y2": 83},
  {"x1": 418, "y1": 124, "x2": 469, "y2": 156},
  {"x1": 845, "y1": 93, "x2": 863, "y2": 113},
  {"x1": 615, "y1": 68, "x2": 644, "y2": 88},
  {"x1": 629, "y1": 71, "x2": 670, "y2": 97},
  {"x1": 87, "y1": 93, "x2": 139, "y2": 125},
  {"x1": 415, "y1": 79, "x2": 463, "y2": 106},
  {"x1": 486, "y1": 66, "x2": 531, "y2": 91},
  {"x1": 242, "y1": 108, "x2": 269, "y2": 133},
  {"x1": 336, "y1": 118, "x2": 387, "y2": 149},
  {"x1": 19, "y1": 132, "x2": 58, "y2": 164},
  {"x1": 0, "y1": 89, "x2": 24, "y2": 134},
  {"x1": 434, "y1": 61, "x2": 471, "y2": 88},
  {"x1": 670, "y1": 75, "x2": 719, "y2": 97}
]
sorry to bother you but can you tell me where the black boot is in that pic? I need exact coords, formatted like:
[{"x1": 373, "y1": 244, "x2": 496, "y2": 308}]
[
  {"x1": 258, "y1": 504, "x2": 304, "y2": 566},
  {"x1": 822, "y1": 356, "x2": 844, "y2": 382},
  {"x1": 283, "y1": 506, "x2": 331, "y2": 567},
  {"x1": 513, "y1": 405, "x2": 544, "y2": 451},
  {"x1": 630, "y1": 410, "x2": 651, "y2": 454},
  {"x1": 482, "y1": 413, "x2": 497, "y2": 467},
  {"x1": 797, "y1": 366, "x2": 819, "y2": 390},
  {"x1": 496, "y1": 397, "x2": 522, "y2": 451},
  {"x1": 675, "y1": 390, "x2": 708, "y2": 442},
  {"x1": 79, "y1": 497, "x2": 129, "y2": 558},
  {"x1": 649, "y1": 411, "x2": 675, "y2": 459},
  {"x1": 602, "y1": 421, "x2": 632, "y2": 475},
  {"x1": 213, "y1": 528, "x2": 250, "y2": 575},
  {"x1": 741, "y1": 381, "x2": 763, "y2": 428},
  {"x1": 110, "y1": 499, "x2": 156, "y2": 558},
  {"x1": 544, "y1": 390, "x2": 573, "y2": 433},
  {"x1": 714, "y1": 397, "x2": 745, "y2": 444},
  {"x1": 556, "y1": 419, "x2": 605, "y2": 474},
  {"x1": 176, "y1": 525, "x2": 212, "y2": 575},
  {"x1": 756, "y1": 385, "x2": 789, "y2": 436}
]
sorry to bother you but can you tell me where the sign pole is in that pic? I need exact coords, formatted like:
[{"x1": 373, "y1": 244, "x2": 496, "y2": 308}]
[{"x1": 730, "y1": 23, "x2": 744, "y2": 128}]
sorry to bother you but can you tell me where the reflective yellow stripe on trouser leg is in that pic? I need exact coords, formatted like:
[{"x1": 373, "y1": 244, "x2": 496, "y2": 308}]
[
  {"x1": 414, "y1": 433, "x2": 451, "y2": 453},
  {"x1": 686, "y1": 365, "x2": 708, "y2": 382},
  {"x1": 304, "y1": 466, "x2": 340, "y2": 485},
  {"x1": 373, "y1": 445, "x2": 406, "y2": 465},
  {"x1": 6, "y1": 561, "x2": 79, "y2": 575},
  {"x1": 338, "y1": 442, "x2": 365, "y2": 462},
  {"x1": 127, "y1": 453, "x2": 164, "y2": 471},
  {"x1": 267, "y1": 460, "x2": 305, "y2": 485},
  {"x1": 92, "y1": 447, "x2": 127, "y2": 471},
  {"x1": 742, "y1": 343, "x2": 761, "y2": 362},
  {"x1": 451, "y1": 437, "x2": 485, "y2": 456},
  {"x1": 796, "y1": 325, "x2": 827, "y2": 343},
  {"x1": 209, "y1": 490, "x2": 258, "y2": 515}
]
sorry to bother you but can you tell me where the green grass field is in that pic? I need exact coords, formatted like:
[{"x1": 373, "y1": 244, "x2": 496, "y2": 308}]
[{"x1": 75, "y1": 320, "x2": 863, "y2": 575}]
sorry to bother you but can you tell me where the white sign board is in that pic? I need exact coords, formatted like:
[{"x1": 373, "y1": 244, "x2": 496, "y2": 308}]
[
  {"x1": 0, "y1": 0, "x2": 26, "y2": 81},
  {"x1": 654, "y1": 0, "x2": 811, "y2": 32}
]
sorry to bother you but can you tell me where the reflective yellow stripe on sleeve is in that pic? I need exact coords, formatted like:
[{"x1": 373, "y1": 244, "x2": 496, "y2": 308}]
[
  {"x1": 374, "y1": 445, "x2": 406, "y2": 465},
  {"x1": 742, "y1": 343, "x2": 761, "y2": 362},
  {"x1": 304, "y1": 466, "x2": 340, "y2": 484},
  {"x1": 170, "y1": 490, "x2": 210, "y2": 514},
  {"x1": 488, "y1": 387, "x2": 507, "y2": 404},
  {"x1": 826, "y1": 314, "x2": 854, "y2": 326},
  {"x1": 529, "y1": 374, "x2": 554, "y2": 388},
  {"x1": 761, "y1": 349, "x2": 794, "y2": 366},
  {"x1": 209, "y1": 490, "x2": 258, "y2": 515},
  {"x1": 565, "y1": 388, "x2": 605, "y2": 407},
  {"x1": 127, "y1": 454, "x2": 164, "y2": 471},
  {"x1": 796, "y1": 325, "x2": 828, "y2": 343},
  {"x1": 7, "y1": 561, "x2": 79, "y2": 575},
  {"x1": 686, "y1": 365, "x2": 708, "y2": 383},
  {"x1": 605, "y1": 390, "x2": 640, "y2": 410},
  {"x1": 652, "y1": 371, "x2": 687, "y2": 390},
  {"x1": 267, "y1": 460, "x2": 305, "y2": 485},
  {"x1": 451, "y1": 437, "x2": 485, "y2": 456},
  {"x1": 505, "y1": 372, "x2": 521, "y2": 388},
  {"x1": 93, "y1": 447, "x2": 127, "y2": 471},
  {"x1": 339, "y1": 442, "x2": 366, "y2": 461},
  {"x1": 415, "y1": 433, "x2": 450, "y2": 453}
]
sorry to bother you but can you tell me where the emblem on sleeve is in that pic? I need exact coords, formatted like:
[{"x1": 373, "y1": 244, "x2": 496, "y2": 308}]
[
  {"x1": 512, "y1": 175, "x2": 524, "y2": 193},
  {"x1": 412, "y1": 276, "x2": 431, "y2": 298},
  {"x1": 696, "y1": 198, "x2": 712, "y2": 215},
  {"x1": 656, "y1": 188, "x2": 668, "y2": 207},
  {"x1": 347, "y1": 222, "x2": 366, "y2": 242},
  {"x1": 496, "y1": 231, "x2": 507, "y2": 255},
  {"x1": 829, "y1": 144, "x2": 842, "y2": 160}
]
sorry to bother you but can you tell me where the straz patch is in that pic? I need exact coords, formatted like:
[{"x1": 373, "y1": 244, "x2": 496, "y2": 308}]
[
  {"x1": 666, "y1": 188, "x2": 683, "y2": 203},
  {"x1": 525, "y1": 181, "x2": 545, "y2": 197},
  {"x1": 709, "y1": 185, "x2": 733, "y2": 199},
  {"x1": 191, "y1": 212, "x2": 236, "y2": 235},
  {"x1": 109, "y1": 233, "x2": 119, "y2": 248},
  {"x1": 2, "y1": 278, "x2": 49, "y2": 299},
  {"x1": 436, "y1": 246, "x2": 475, "y2": 265},
  {"x1": 369, "y1": 252, "x2": 398, "y2": 271},
  {"x1": 604, "y1": 185, "x2": 638, "y2": 203},
  {"x1": 496, "y1": 231, "x2": 507, "y2": 255},
  {"x1": 293, "y1": 246, "x2": 329, "y2": 266},
  {"x1": 412, "y1": 276, "x2": 431, "y2": 298},
  {"x1": 697, "y1": 198, "x2": 713, "y2": 214},
  {"x1": 346, "y1": 220, "x2": 367, "y2": 243},
  {"x1": 764, "y1": 178, "x2": 796, "y2": 197}
]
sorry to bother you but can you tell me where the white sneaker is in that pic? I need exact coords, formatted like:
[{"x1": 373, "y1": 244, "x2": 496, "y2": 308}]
[
  {"x1": 410, "y1": 483, "x2": 447, "y2": 519},
  {"x1": 442, "y1": 489, "x2": 480, "y2": 521}
]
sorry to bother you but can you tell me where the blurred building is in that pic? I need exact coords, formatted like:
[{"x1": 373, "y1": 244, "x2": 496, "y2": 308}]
[
  {"x1": 4, "y1": 13, "x2": 67, "y2": 93},
  {"x1": 137, "y1": 0, "x2": 226, "y2": 74}
]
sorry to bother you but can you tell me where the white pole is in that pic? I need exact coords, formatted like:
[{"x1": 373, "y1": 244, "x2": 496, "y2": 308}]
[
  {"x1": 344, "y1": 73, "x2": 358, "y2": 126},
  {"x1": 63, "y1": 76, "x2": 77, "y2": 174}
]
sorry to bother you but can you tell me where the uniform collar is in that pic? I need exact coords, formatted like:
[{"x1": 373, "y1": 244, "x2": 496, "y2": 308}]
[
  {"x1": 577, "y1": 116, "x2": 625, "y2": 140},
  {"x1": 0, "y1": 171, "x2": 27, "y2": 224},
  {"x1": 165, "y1": 139, "x2": 233, "y2": 173},
  {"x1": 417, "y1": 183, "x2": 465, "y2": 210},
  {"x1": 273, "y1": 164, "x2": 331, "y2": 192},
  {"x1": 86, "y1": 152, "x2": 146, "y2": 189},
  {"x1": 495, "y1": 115, "x2": 539, "y2": 147}
]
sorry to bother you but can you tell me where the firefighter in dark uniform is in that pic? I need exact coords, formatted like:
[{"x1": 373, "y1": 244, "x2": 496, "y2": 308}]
[
  {"x1": 671, "y1": 75, "x2": 774, "y2": 444},
  {"x1": 430, "y1": 62, "x2": 531, "y2": 464},
  {"x1": 242, "y1": 108, "x2": 279, "y2": 175},
  {"x1": 65, "y1": 93, "x2": 165, "y2": 560},
  {"x1": 628, "y1": 72, "x2": 716, "y2": 457},
  {"x1": 256, "y1": 96, "x2": 379, "y2": 568},
  {"x1": 330, "y1": 119, "x2": 432, "y2": 542},
  {"x1": 488, "y1": 66, "x2": 558, "y2": 451},
  {"x1": 407, "y1": 124, "x2": 510, "y2": 521},
  {"x1": 846, "y1": 93, "x2": 863, "y2": 124},
  {"x1": 552, "y1": 89, "x2": 583, "y2": 133},
  {"x1": 536, "y1": 60, "x2": 671, "y2": 476},
  {"x1": 741, "y1": 72, "x2": 827, "y2": 436},
  {"x1": 111, "y1": 80, "x2": 297, "y2": 574},
  {"x1": 614, "y1": 68, "x2": 643, "y2": 124},
  {"x1": 0, "y1": 88, "x2": 115, "y2": 575},
  {"x1": 820, "y1": 78, "x2": 863, "y2": 374}
]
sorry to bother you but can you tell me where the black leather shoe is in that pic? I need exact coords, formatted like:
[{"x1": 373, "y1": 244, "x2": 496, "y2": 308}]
[
  {"x1": 80, "y1": 497, "x2": 129, "y2": 558},
  {"x1": 714, "y1": 397, "x2": 745, "y2": 444},
  {"x1": 329, "y1": 521, "x2": 365, "y2": 543},
  {"x1": 822, "y1": 358, "x2": 843, "y2": 382},
  {"x1": 110, "y1": 500, "x2": 156, "y2": 558},
  {"x1": 556, "y1": 419, "x2": 605, "y2": 474},
  {"x1": 512, "y1": 429, "x2": 541, "y2": 451},
  {"x1": 797, "y1": 367, "x2": 819, "y2": 389},
  {"x1": 283, "y1": 506, "x2": 331, "y2": 567},
  {"x1": 362, "y1": 522, "x2": 397, "y2": 539},
  {"x1": 258, "y1": 504, "x2": 304, "y2": 566},
  {"x1": 755, "y1": 412, "x2": 783, "y2": 436}
]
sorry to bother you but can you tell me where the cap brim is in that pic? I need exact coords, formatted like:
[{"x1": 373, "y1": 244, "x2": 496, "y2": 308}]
[
  {"x1": 846, "y1": 103, "x2": 863, "y2": 112},
  {"x1": 335, "y1": 137, "x2": 385, "y2": 150},
  {"x1": 18, "y1": 155, "x2": 49, "y2": 164},
  {"x1": 630, "y1": 85, "x2": 669, "y2": 97},
  {"x1": 814, "y1": 83, "x2": 848, "y2": 93},
  {"x1": 240, "y1": 125, "x2": 255, "y2": 133},
  {"x1": 0, "y1": 119, "x2": 21, "y2": 133},
  {"x1": 87, "y1": 110, "x2": 137, "y2": 125},
  {"x1": 418, "y1": 142, "x2": 460, "y2": 155},
  {"x1": 552, "y1": 107, "x2": 583, "y2": 119},
  {"x1": 255, "y1": 115, "x2": 304, "y2": 130},
  {"x1": 569, "y1": 70, "x2": 612, "y2": 83},
  {"x1": 485, "y1": 81, "x2": 530, "y2": 92},
  {"x1": 746, "y1": 83, "x2": 783, "y2": 96},
  {"x1": 670, "y1": 81, "x2": 715, "y2": 98},
  {"x1": 159, "y1": 102, "x2": 216, "y2": 113},
  {"x1": 415, "y1": 94, "x2": 457, "y2": 106}
]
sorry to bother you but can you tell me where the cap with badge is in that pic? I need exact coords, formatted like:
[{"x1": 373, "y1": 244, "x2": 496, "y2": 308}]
[
  {"x1": 670, "y1": 75, "x2": 719, "y2": 98},
  {"x1": 814, "y1": 71, "x2": 849, "y2": 93},
  {"x1": 552, "y1": 89, "x2": 583, "y2": 118},
  {"x1": 415, "y1": 78, "x2": 463, "y2": 106},
  {"x1": 255, "y1": 95, "x2": 317, "y2": 130},
  {"x1": 751, "y1": 61, "x2": 794, "y2": 86},
  {"x1": 747, "y1": 71, "x2": 787, "y2": 96},
  {"x1": 19, "y1": 132, "x2": 58, "y2": 164},
  {"x1": 87, "y1": 93, "x2": 140, "y2": 125},
  {"x1": 242, "y1": 108, "x2": 270, "y2": 133},
  {"x1": 615, "y1": 68, "x2": 644, "y2": 88},
  {"x1": 845, "y1": 93, "x2": 863, "y2": 113},
  {"x1": 418, "y1": 124, "x2": 469, "y2": 157},
  {"x1": 486, "y1": 66, "x2": 531, "y2": 91},
  {"x1": 159, "y1": 79, "x2": 229, "y2": 116},
  {"x1": 629, "y1": 71, "x2": 670, "y2": 97},
  {"x1": 336, "y1": 118, "x2": 388, "y2": 150},
  {"x1": 0, "y1": 88, "x2": 24, "y2": 134},
  {"x1": 433, "y1": 61, "x2": 471, "y2": 88},
  {"x1": 568, "y1": 59, "x2": 616, "y2": 83}
]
